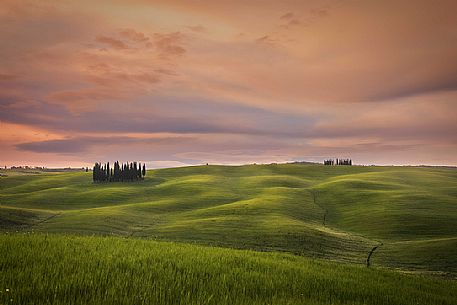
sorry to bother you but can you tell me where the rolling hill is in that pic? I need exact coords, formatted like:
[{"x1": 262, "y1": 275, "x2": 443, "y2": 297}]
[{"x1": 1, "y1": 164, "x2": 456, "y2": 276}]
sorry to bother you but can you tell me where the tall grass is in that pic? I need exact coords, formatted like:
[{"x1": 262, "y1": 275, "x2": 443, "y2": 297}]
[{"x1": 1, "y1": 234, "x2": 456, "y2": 305}]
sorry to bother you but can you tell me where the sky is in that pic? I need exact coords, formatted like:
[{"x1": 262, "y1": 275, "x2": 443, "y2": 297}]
[{"x1": 1, "y1": 0, "x2": 456, "y2": 168}]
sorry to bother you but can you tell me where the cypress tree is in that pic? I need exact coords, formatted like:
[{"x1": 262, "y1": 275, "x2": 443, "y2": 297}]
[
  {"x1": 130, "y1": 162, "x2": 134, "y2": 181},
  {"x1": 92, "y1": 163, "x2": 97, "y2": 182},
  {"x1": 92, "y1": 161, "x2": 145, "y2": 183},
  {"x1": 138, "y1": 163, "x2": 142, "y2": 179},
  {"x1": 134, "y1": 162, "x2": 138, "y2": 181}
]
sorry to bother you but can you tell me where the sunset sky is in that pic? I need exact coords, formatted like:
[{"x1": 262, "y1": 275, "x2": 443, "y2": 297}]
[{"x1": 1, "y1": 0, "x2": 456, "y2": 168}]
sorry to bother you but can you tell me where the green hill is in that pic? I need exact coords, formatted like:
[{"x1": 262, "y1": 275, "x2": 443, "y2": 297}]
[{"x1": 1, "y1": 164, "x2": 456, "y2": 276}]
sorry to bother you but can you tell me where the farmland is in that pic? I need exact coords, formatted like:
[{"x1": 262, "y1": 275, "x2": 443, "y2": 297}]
[{"x1": 1, "y1": 164, "x2": 456, "y2": 304}]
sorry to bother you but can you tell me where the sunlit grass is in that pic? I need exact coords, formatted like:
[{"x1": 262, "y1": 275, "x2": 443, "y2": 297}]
[
  {"x1": 1, "y1": 234, "x2": 456, "y2": 305},
  {"x1": 1, "y1": 164, "x2": 456, "y2": 275}
]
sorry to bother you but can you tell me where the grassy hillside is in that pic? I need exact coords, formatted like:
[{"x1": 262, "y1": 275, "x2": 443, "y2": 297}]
[
  {"x1": 1, "y1": 234, "x2": 456, "y2": 305},
  {"x1": 1, "y1": 164, "x2": 456, "y2": 275}
]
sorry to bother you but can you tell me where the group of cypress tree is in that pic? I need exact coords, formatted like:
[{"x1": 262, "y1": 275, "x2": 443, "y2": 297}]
[
  {"x1": 324, "y1": 158, "x2": 352, "y2": 165},
  {"x1": 93, "y1": 161, "x2": 146, "y2": 182}
]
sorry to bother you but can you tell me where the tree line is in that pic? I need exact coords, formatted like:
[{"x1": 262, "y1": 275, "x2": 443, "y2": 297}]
[
  {"x1": 93, "y1": 161, "x2": 146, "y2": 182},
  {"x1": 324, "y1": 158, "x2": 352, "y2": 166}
]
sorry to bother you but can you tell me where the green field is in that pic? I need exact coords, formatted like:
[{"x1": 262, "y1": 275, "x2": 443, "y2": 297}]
[
  {"x1": 1, "y1": 164, "x2": 456, "y2": 304},
  {"x1": 1, "y1": 234, "x2": 456, "y2": 305}
]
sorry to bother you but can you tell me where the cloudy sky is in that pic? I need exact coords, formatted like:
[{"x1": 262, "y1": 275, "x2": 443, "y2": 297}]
[{"x1": 1, "y1": 0, "x2": 456, "y2": 168}]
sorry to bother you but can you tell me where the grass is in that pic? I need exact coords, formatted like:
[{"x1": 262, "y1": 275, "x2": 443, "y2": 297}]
[
  {"x1": 1, "y1": 164, "x2": 456, "y2": 276},
  {"x1": 1, "y1": 164, "x2": 456, "y2": 304},
  {"x1": 1, "y1": 233, "x2": 456, "y2": 305}
]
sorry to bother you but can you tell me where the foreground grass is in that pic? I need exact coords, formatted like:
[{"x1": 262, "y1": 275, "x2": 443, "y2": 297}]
[{"x1": 1, "y1": 234, "x2": 456, "y2": 305}]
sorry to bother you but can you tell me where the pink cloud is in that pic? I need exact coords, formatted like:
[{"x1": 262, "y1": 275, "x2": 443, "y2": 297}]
[
  {"x1": 186, "y1": 25, "x2": 206, "y2": 33},
  {"x1": 95, "y1": 35, "x2": 129, "y2": 50},
  {"x1": 280, "y1": 12, "x2": 294, "y2": 20},
  {"x1": 118, "y1": 28, "x2": 150, "y2": 43},
  {"x1": 154, "y1": 32, "x2": 186, "y2": 56},
  {"x1": 1, "y1": 0, "x2": 457, "y2": 166}
]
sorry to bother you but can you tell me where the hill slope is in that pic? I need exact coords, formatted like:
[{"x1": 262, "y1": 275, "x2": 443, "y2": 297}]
[{"x1": 1, "y1": 164, "x2": 456, "y2": 275}]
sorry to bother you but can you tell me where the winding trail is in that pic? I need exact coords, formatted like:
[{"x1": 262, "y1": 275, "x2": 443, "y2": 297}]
[
  {"x1": 310, "y1": 190, "x2": 328, "y2": 226},
  {"x1": 309, "y1": 189, "x2": 385, "y2": 268},
  {"x1": 128, "y1": 228, "x2": 144, "y2": 238},
  {"x1": 322, "y1": 209, "x2": 328, "y2": 226},
  {"x1": 33, "y1": 212, "x2": 62, "y2": 227},
  {"x1": 18, "y1": 212, "x2": 62, "y2": 231},
  {"x1": 366, "y1": 242, "x2": 383, "y2": 267}
]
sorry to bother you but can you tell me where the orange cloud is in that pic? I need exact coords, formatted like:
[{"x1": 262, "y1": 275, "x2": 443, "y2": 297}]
[
  {"x1": 118, "y1": 28, "x2": 150, "y2": 43},
  {"x1": 95, "y1": 35, "x2": 129, "y2": 50},
  {"x1": 154, "y1": 32, "x2": 186, "y2": 57}
]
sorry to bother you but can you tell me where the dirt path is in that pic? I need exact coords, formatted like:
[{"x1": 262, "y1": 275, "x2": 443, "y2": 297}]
[
  {"x1": 310, "y1": 190, "x2": 328, "y2": 226},
  {"x1": 30, "y1": 212, "x2": 62, "y2": 228},
  {"x1": 366, "y1": 242, "x2": 383, "y2": 267}
]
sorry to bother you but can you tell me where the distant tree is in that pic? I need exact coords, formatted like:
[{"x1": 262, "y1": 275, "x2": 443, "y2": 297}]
[
  {"x1": 129, "y1": 163, "x2": 133, "y2": 181},
  {"x1": 112, "y1": 162, "x2": 115, "y2": 180},
  {"x1": 92, "y1": 161, "x2": 146, "y2": 183},
  {"x1": 92, "y1": 163, "x2": 96, "y2": 182},
  {"x1": 137, "y1": 163, "x2": 142, "y2": 179}
]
